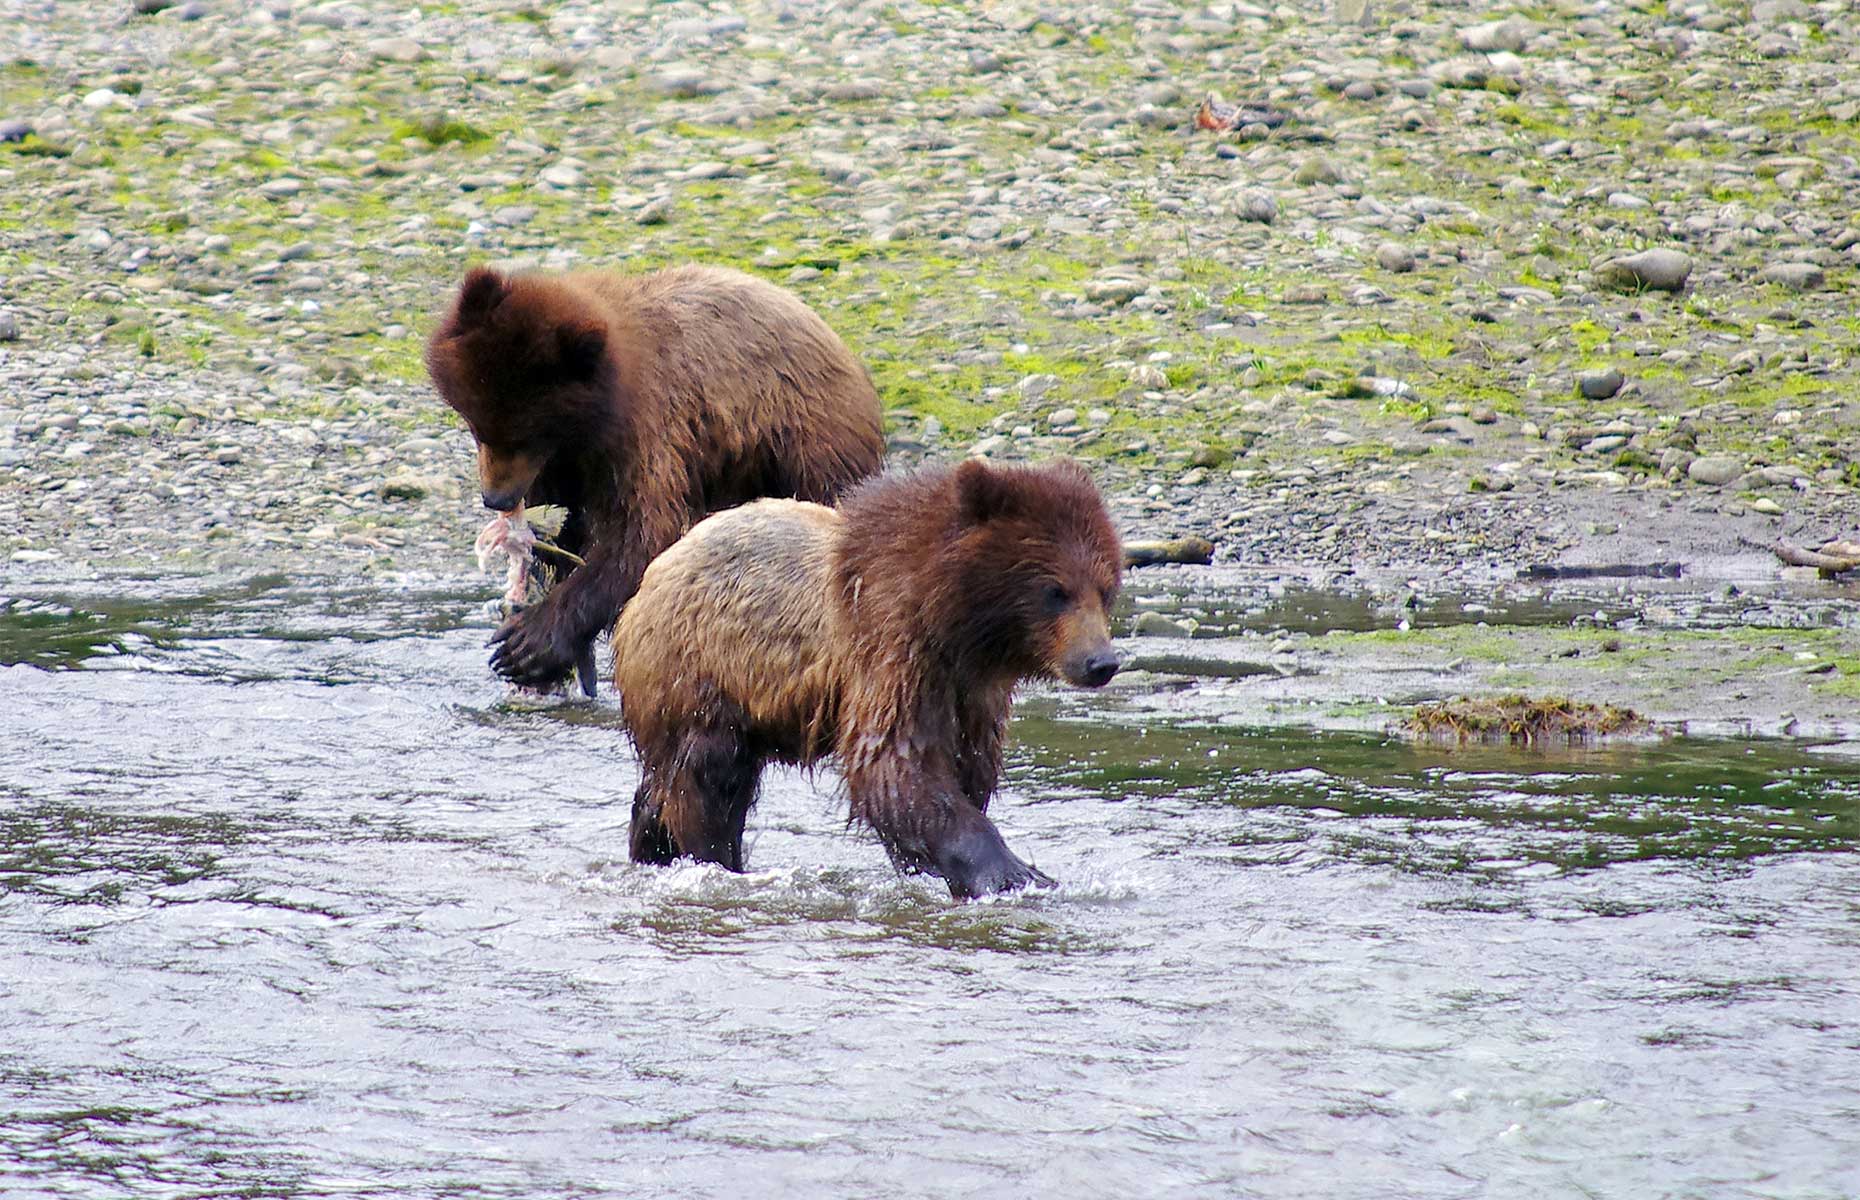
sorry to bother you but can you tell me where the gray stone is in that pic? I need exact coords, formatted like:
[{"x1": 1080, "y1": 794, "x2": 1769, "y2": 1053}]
[
  {"x1": 1758, "y1": 261, "x2": 1826, "y2": 291},
  {"x1": 1596, "y1": 248, "x2": 1692, "y2": 292},
  {"x1": 1687, "y1": 455, "x2": 1744, "y2": 486},
  {"x1": 1460, "y1": 18, "x2": 1527, "y2": 52},
  {"x1": 0, "y1": 310, "x2": 18, "y2": 342},
  {"x1": 1133, "y1": 611, "x2": 1193, "y2": 638},
  {"x1": 1333, "y1": 0, "x2": 1373, "y2": 26},
  {"x1": 0, "y1": 118, "x2": 31, "y2": 143},
  {"x1": 1375, "y1": 242, "x2": 1416, "y2": 273},
  {"x1": 1294, "y1": 156, "x2": 1345, "y2": 185},
  {"x1": 131, "y1": 0, "x2": 175, "y2": 12},
  {"x1": 1085, "y1": 278, "x2": 1148, "y2": 305},
  {"x1": 1579, "y1": 369, "x2": 1624, "y2": 399},
  {"x1": 1230, "y1": 188, "x2": 1278, "y2": 224},
  {"x1": 367, "y1": 37, "x2": 427, "y2": 63},
  {"x1": 651, "y1": 68, "x2": 723, "y2": 97},
  {"x1": 824, "y1": 80, "x2": 884, "y2": 102},
  {"x1": 1342, "y1": 80, "x2": 1377, "y2": 101}
]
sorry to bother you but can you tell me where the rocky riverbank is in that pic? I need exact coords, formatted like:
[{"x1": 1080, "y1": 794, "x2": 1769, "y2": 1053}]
[{"x1": 3, "y1": 0, "x2": 1858, "y2": 580}]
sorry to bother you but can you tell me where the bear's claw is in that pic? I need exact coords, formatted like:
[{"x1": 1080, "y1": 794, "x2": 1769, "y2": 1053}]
[{"x1": 488, "y1": 608, "x2": 579, "y2": 688}]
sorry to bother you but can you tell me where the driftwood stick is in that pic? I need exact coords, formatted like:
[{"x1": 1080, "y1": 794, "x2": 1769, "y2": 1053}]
[
  {"x1": 1772, "y1": 539, "x2": 1860, "y2": 575},
  {"x1": 1123, "y1": 537, "x2": 1215, "y2": 568}
]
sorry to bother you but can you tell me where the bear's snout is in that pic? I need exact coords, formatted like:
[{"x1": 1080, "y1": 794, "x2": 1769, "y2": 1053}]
[
  {"x1": 1064, "y1": 648, "x2": 1121, "y2": 689},
  {"x1": 481, "y1": 484, "x2": 525, "y2": 512}
]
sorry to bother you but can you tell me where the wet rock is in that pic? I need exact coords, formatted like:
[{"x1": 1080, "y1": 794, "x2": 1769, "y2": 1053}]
[
  {"x1": 1687, "y1": 455, "x2": 1744, "y2": 486},
  {"x1": 1596, "y1": 249, "x2": 1692, "y2": 293},
  {"x1": 130, "y1": 0, "x2": 175, "y2": 12},
  {"x1": 1579, "y1": 369, "x2": 1624, "y2": 399},
  {"x1": 0, "y1": 310, "x2": 18, "y2": 342}
]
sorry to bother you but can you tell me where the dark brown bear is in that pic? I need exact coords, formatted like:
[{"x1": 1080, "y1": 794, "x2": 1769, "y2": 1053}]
[
  {"x1": 424, "y1": 264, "x2": 885, "y2": 691},
  {"x1": 613, "y1": 459, "x2": 1124, "y2": 899}
]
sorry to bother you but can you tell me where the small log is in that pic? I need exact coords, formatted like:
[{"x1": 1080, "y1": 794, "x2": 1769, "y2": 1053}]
[
  {"x1": 1521, "y1": 562, "x2": 1683, "y2": 580},
  {"x1": 1123, "y1": 536, "x2": 1215, "y2": 568},
  {"x1": 1772, "y1": 539, "x2": 1860, "y2": 577}
]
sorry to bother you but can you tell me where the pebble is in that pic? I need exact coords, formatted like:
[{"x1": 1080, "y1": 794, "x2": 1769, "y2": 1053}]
[
  {"x1": 368, "y1": 38, "x2": 427, "y2": 63},
  {"x1": 1578, "y1": 369, "x2": 1624, "y2": 399},
  {"x1": 1375, "y1": 242, "x2": 1416, "y2": 273},
  {"x1": 1086, "y1": 278, "x2": 1148, "y2": 305},
  {"x1": 1596, "y1": 249, "x2": 1693, "y2": 293},
  {"x1": 1230, "y1": 189, "x2": 1278, "y2": 224},
  {"x1": 1293, "y1": 156, "x2": 1345, "y2": 186},
  {"x1": 1687, "y1": 455, "x2": 1744, "y2": 486},
  {"x1": 0, "y1": 119, "x2": 30, "y2": 143},
  {"x1": 652, "y1": 68, "x2": 724, "y2": 97},
  {"x1": 1460, "y1": 18, "x2": 1527, "y2": 52},
  {"x1": 1133, "y1": 612, "x2": 1194, "y2": 638},
  {"x1": 0, "y1": 310, "x2": 18, "y2": 342},
  {"x1": 1758, "y1": 262, "x2": 1826, "y2": 291}
]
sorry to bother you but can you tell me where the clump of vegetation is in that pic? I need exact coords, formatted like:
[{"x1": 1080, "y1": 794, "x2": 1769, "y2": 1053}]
[
  {"x1": 1406, "y1": 694, "x2": 1653, "y2": 744},
  {"x1": 399, "y1": 115, "x2": 492, "y2": 147}
]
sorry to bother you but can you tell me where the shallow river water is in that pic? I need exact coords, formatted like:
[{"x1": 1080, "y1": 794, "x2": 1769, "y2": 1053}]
[{"x1": 2, "y1": 575, "x2": 1857, "y2": 1199}]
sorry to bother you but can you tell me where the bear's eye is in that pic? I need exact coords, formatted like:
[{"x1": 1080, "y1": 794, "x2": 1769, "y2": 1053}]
[{"x1": 1042, "y1": 584, "x2": 1071, "y2": 614}]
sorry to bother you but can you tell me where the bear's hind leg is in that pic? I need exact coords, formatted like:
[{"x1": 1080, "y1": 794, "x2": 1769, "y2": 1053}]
[
  {"x1": 632, "y1": 711, "x2": 762, "y2": 872},
  {"x1": 630, "y1": 779, "x2": 680, "y2": 865}
]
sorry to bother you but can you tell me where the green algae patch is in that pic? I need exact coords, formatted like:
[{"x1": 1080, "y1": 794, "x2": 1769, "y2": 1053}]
[{"x1": 1407, "y1": 694, "x2": 1655, "y2": 745}]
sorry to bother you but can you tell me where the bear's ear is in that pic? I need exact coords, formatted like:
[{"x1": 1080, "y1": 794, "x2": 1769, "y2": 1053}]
[
  {"x1": 557, "y1": 321, "x2": 606, "y2": 379},
  {"x1": 455, "y1": 267, "x2": 509, "y2": 326},
  {"x1": 955, "y1": 459, "x2": 1020, "y2": 526}
]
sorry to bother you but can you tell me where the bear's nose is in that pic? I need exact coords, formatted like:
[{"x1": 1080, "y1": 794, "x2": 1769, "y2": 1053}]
[
  {"x1": 1078, "y1": 651, "x2": 1121, "y2": 688},
  {"x1": 481, "y1": 486, "x2": 523, "y2": 512}
]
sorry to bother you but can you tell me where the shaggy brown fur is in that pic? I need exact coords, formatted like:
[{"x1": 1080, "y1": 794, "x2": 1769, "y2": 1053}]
[
  {"x1": 614, "y1": 459, "x2": 1124, "y2": 898},
  {"x1": 424, "y1": 263, "x2": 884, "y2": 691}
]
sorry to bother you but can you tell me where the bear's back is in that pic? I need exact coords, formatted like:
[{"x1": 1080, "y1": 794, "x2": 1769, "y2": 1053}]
[{"x1": 615, "y1": 499, "x2": 845, "y2": 762}]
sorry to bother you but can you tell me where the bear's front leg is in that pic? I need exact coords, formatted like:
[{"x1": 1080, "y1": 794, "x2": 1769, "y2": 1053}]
[
  {"x1": 852, "y1": 765, "x2": 1054, "y2": 900},
  {"x1": 930, "y1": 804, "x2": 1055, "y2": 900},
  {"x1": 487, "y1": 603, "x2": 583, "y2": 689},
  {"x1": 489, "y1": 532, "x2": 645, "y2": 689}
]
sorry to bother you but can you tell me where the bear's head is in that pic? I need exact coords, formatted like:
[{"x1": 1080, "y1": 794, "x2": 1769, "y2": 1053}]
[
  {"x1": 424, "y1": 267, "x2": 611, "y2": 511},
  {"x1": 948, "y1": 459, "x2": 1124, "y2": 688}
]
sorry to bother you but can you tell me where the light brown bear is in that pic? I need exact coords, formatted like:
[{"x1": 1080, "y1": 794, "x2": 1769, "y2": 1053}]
[
  {"x1": 613, "y1": 459, "x2": 1124, "y2": 899},
  {"x1": 425, "y1": 264, "x2": 884, "y2": 692}
]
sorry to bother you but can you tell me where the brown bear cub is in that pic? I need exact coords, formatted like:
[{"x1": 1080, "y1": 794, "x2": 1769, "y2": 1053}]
[
  {"x1": 613, "y1": 459, "x2": 1124, "y2": 899},
  {"x1": 425, "y1": 264, "x2": 884, "y2": 692}
]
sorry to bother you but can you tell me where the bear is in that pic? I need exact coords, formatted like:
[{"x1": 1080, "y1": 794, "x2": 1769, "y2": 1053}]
[
  {"x1": 612, "y1": 458, "x2": 1124, "y2": 899},
  {"x1": 424, "y1": 263, "x2": 886, "y2": 693}
]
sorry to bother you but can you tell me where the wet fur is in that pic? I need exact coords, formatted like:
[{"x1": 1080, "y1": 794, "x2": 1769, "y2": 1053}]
[
  {"x1": 615, "y1": 460, "x2": 1123, "y2": 899},
  {"x1": 425, "y1": 264, "x2": 884, "y2": 689}
]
